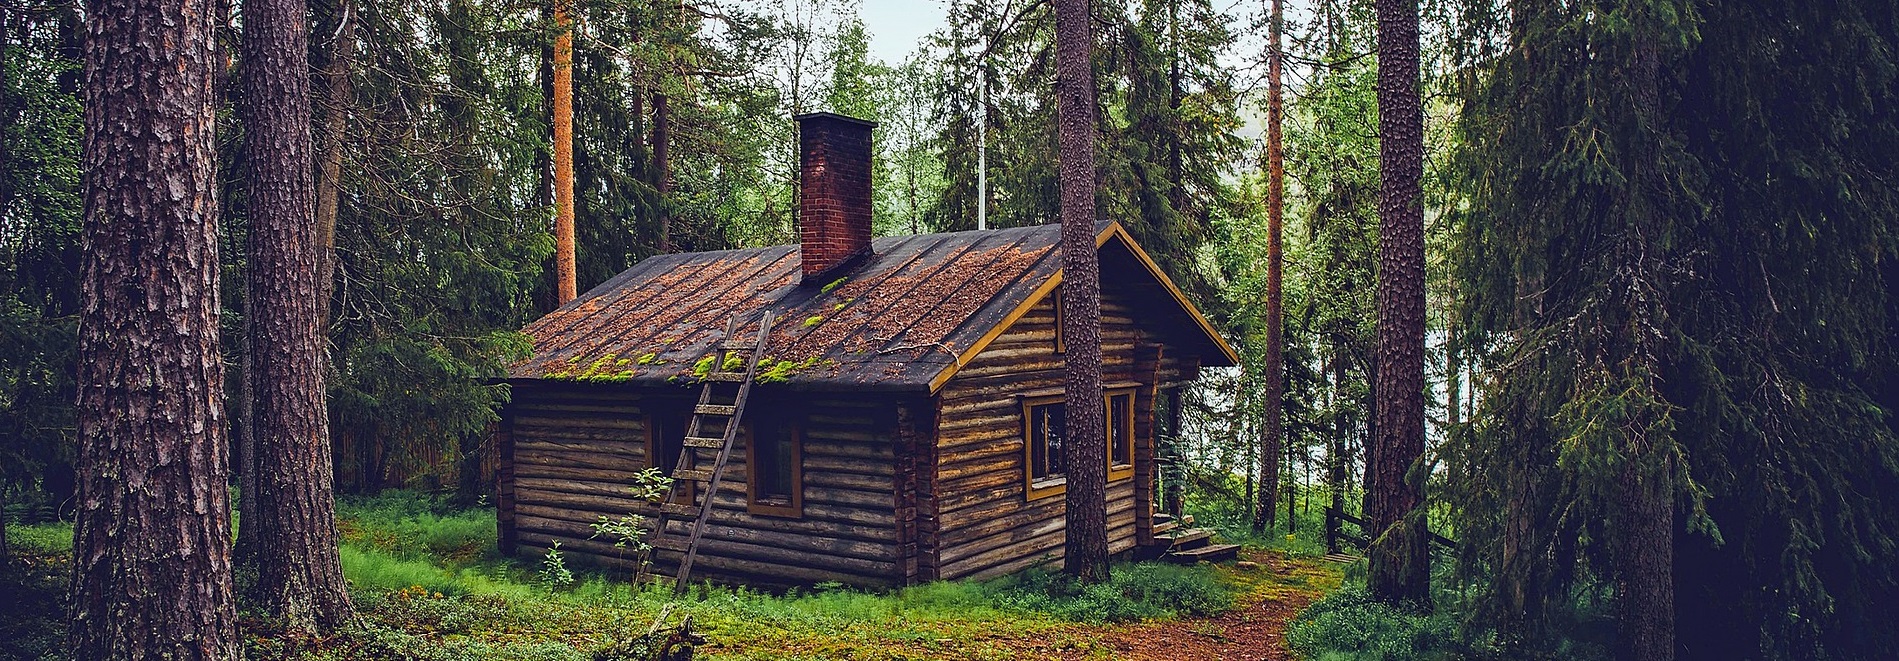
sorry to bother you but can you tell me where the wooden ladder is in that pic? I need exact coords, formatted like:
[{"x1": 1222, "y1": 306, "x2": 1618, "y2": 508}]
[{"x1": 644, "y1": 312, "x2": 775, "y2": 594}]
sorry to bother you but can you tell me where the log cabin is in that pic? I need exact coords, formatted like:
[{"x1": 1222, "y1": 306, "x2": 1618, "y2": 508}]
[{"x1": 495, "y1": 112, "x2": 1240, "y2": 588}]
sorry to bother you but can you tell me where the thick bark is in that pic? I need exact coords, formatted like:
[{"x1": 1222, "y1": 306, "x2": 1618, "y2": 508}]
[
  {"x1": 71, "y1": 0, "x2": 240, "y2": 652},
  {"x1": 1367, "y1": 0, "x2": 1429, "y2": 605},
  {"x1": 314, "y1": 0, "x2": 354, "y2": 329},
  {"x1": 1256, "y1": 0, "x2": 1285, "y2": 534},
  {"x1": 653, "y1": 90, "x2": 672, "y2": 253},
  {"x1": 239, "y1": 0, "x2": 355, "y2": 630},
  {"x1": 552, "y1": 0, "x2": 577, "y2": 303},
  {"x1": 1054, "y1": 0, "x2": 1108, "y2": 584}
]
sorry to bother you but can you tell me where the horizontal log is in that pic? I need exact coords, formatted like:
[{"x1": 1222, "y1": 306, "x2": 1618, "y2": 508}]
[
  {"x1": 515, "y1": 415, "x2": 647, "y2": 431},
  {"x1": 804, "y1": 454, "x2": 894, "y2": 478},
  {"x1": 801, "y1": 438, "x2": 893, "y2": 460},
  {"x1": 514, "y1": 438, "x2": 643, "y2": 457},
  {"x1": 515, "y1": 449, "x2": 643, "y2": 471}
]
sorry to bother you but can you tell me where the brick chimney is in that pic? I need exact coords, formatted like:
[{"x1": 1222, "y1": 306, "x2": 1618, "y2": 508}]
[{"x1": 796, "y1": 112, "x2": 877, "y2": 281}]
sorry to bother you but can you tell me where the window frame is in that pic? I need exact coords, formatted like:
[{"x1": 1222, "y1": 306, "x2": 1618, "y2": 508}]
[
  {"x1": 745, "y1": 412, "x2": 805, "y2": 518},
  {"x1": 1022, "y1": 395, "x2": 1069, "y2": 500},
  {"x1": 1106, "y1": 388, "x2": 1137, "y2": 482}
]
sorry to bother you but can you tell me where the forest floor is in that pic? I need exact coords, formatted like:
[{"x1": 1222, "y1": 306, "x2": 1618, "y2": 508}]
[{"x1": 0, "y1": 493, "x2": 1341, "y2": 661}]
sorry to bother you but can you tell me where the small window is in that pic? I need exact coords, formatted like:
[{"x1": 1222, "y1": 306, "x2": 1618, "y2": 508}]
[
  {"x1": 646, "y1": 405, "x2": 695, "y2": 504},
  {"x1": 1107, "y1": 390, "x2": 1135, "y2": 481},
  {"x1": 1024, "y1": 396, "x2": 1067, "y2": 499},
  {"x1": 747, "y1": 413, "x2": 803, "y2": 517}
]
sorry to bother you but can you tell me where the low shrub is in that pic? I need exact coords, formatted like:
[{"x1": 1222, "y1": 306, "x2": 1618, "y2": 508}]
[
  {"x1": 992, "y1": 562, "x2": 1236, "y2": 623},
  {"x1": 1285, "y1": 584, "x2": 1466, "y2": 661}
]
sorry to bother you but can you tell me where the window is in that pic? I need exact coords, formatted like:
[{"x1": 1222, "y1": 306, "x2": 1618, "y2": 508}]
[
  {"x1": 1024, "y1": 396, "x2": 1068, "y2": 499},
  {"x1": 747, "y1": 412, "x2": 803, "y2": 517},
  {"x1": 1107, "y1": 390, "x2": 1135, "y2": 481},
  {"x1": 1024, "y1": 389, "x2": 1139, "y2": 499},
  {"x1": 645, "y1": 405, "x2": 695, "y2": 504}
]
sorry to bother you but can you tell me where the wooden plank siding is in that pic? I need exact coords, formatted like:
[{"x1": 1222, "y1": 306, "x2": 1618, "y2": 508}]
[
  {"x1": 498, "y1": 383, "x2": 907, "y2": 587},
  {"x1": 930, "y1": 291, "x2": 1194, "y2": 581}
]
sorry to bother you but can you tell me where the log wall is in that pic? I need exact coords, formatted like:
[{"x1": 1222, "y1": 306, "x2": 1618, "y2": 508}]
[
  {"x1": 930, "y1": 290, "x2": 1196, "y2": 581},
  {"x1": 498, "y1": 383, "x2": 907, "y2": 587}
]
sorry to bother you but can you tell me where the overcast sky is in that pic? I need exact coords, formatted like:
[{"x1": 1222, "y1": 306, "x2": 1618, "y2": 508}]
[{"x1": 859, "y1": 0, "x2": 951, "y2": 64}]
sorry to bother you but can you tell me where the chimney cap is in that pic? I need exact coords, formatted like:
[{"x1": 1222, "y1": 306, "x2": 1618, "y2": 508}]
[{"x1": 794, "y1": 111, "x2": 879, "y2": 129}]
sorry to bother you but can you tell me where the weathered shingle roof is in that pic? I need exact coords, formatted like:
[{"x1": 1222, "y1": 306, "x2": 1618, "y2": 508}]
[{"x1": 511, "y1": 222, "x2": 1235, "y2": 392}]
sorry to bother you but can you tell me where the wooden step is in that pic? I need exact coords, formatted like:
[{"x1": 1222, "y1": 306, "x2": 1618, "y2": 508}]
[
  {"x1": 673, "y1": 468, "x2": 715, "y2": 482},
  {"x1": 702, "y1": 371, "x2": 748, "y2": 382},
  {"x1": 659, "y1": 503, "x2": 702, "y2": 518},
  {"x1": 1161, "y1": 528, "x2": 1212, "y2": 550},
  {"x1": 682, "y1": 435, "x2": 725, "y2": 449},
  {"x1": 1151, "y1": 520, "x2": 1179, "y2": 536},
  {"x1": 1167, "y1": 543, "x2": 1241, "y2": 564},
  {"x1": 694, "y1": 404, "x2": 736, "y2": 416},
  {"x1": 1321, "y1": 553, "x2": 1362, "y2": 564}
]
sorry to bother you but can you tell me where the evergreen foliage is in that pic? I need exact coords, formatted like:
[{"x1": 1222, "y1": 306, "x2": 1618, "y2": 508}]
[{"x1": 1447, "y1": 0, "x2": 1899, "y2": 656}]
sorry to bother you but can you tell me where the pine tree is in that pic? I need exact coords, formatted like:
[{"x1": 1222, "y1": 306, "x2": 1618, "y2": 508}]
[
  {"x1": 69, "y1": 0, "x2": 239, "y2": 651},
  {"x1": 1055, "y1": 0, "x2": 1109, "y2": 584},
  {"x1": 236, "y1": 0, "x2": 353, "y2": 629},
  {"x1": 1255, "y1": 0, "x2": 1286, "y2": 534},
  {"x1": 1366, "y1": 0, "x2": 1429, "y2": 606}
]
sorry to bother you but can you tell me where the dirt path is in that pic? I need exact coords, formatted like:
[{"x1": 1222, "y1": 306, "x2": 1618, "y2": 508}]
[
  {"x1": 972, "y1": 550, "x2": 1341, "y2": 661},
  {"x1": 1071, "y1": 551, "x2": 1337, "y2": 660}
]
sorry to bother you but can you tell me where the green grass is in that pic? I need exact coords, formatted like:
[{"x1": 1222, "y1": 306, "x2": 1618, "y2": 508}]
[
  {"x1": 3, "y1": 492, "x2": 1295, "y2": 660},
  {"x1": 323, "y1": 490, "x2": 1257, "y2": 660},
  {"x1": 7, "y1": 521, "x2": 72, "y2": 555}
]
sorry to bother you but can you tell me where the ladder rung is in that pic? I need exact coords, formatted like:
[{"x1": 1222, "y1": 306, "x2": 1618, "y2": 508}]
[
  {"x1": 674, "y1": 468, "x2": 715, "y2": 482},
  {"x1": 702, "y1": 371, "x2": 747, "y2": 382},
  {"x1": 648, "y1": 536, "x2": 691, "y2": 552},
  {"x1": 660, "y1": 503, "x2": 701, "y2": 517},
  {"x1": 682, "y1": 435, "x2": 725, "y2": 448},
  {"x1": 719, "y1": 341, "x2": 755, "y2": 351},
  {"x1": 694, "y1": 404, "x2": 736, "y2": 416}
]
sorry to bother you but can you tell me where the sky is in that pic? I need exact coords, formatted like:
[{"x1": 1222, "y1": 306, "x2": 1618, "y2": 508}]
[{"x1": 859, "y1": 0, "x2": 951, "y2": 64}]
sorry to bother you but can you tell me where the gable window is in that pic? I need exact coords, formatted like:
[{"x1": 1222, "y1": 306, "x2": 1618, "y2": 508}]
[
  {"x1": 1024, "y1": 396, "x2": 1068, "y2": 499},
  {"x1": 1107, "y1": 390, "x2": 1135, "y2": 481},
  {"x1": 747, "y1": 412, "x2": 803, "y2": 518}
]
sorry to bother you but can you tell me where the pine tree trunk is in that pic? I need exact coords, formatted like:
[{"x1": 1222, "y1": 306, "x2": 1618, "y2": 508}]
[
  {"x1": 314, "y1": 0, "x2": 353, "y2": 329},
  {"x1": 551, "y1": 0, "x2": 577, "y2": 303},
  {"x1": 1367, "y1": 0, "x2": 1429, "y2": 605},
  {"x1": 653, "y1": 90, "x2": 672, "y2": 252},
  {"x1": 71, "y1": 0, "x2": 240, "y2": 651},
  {"x1": 1613, "y1": 24, "x2": 1675, "y2": 661},
  {"x1": 239, "y1": 0, "x2": 355, "y2": 630},
  {"x1": 1256, "y1": 0, "x2": 1285, "y2": 534},
  {"x1": 1054, "y1": 0, "x2": 1108, "y2": 584}
]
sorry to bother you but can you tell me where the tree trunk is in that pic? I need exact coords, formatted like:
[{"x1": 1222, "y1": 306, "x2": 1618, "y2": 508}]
[
  {"x1": 653, "y1": 90, "x2": 672, "y2": 252},
  {"x1": 1367, "y1": 0, "x2": 1429, "y2": 605},
  {"x1": 71, "y1": 0, "x2": 240, "y2": 651},
  {"x1": 1054, "y1": 0, "x2": 1108, "y2": 584},
  {"x1": 1613, "y1": 23, "x2": 1675, "y2": 661},
  {"x1": 239, "y1": 0, "x2": 355, "y2": 630},
  {"x1": 314, "y1": 0, "x2": 354, "y2": 329},
  {"x1": 1255, "y1": 0, "x2": 1285, "y2": 534},
  {"x1": 552, "y1": 0, "x2": 577, "y2": 303}
]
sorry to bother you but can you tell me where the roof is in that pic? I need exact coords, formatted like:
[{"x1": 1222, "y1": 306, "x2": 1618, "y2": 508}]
[{"x1": 511, "y1": 222, "x2": 1238, "y2": 393}]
